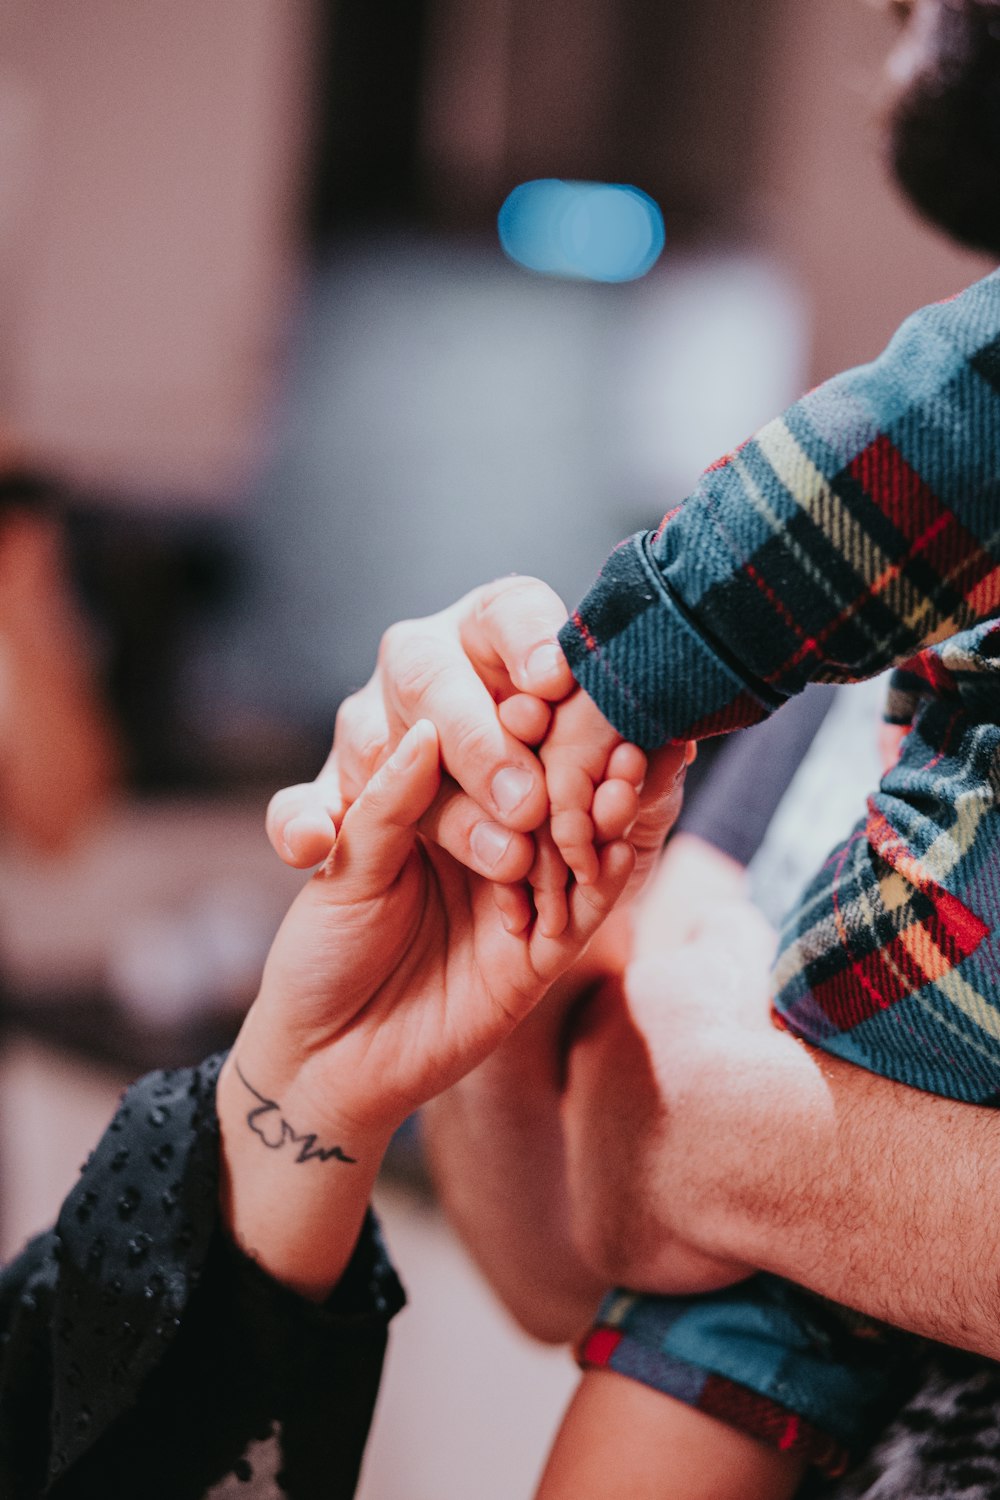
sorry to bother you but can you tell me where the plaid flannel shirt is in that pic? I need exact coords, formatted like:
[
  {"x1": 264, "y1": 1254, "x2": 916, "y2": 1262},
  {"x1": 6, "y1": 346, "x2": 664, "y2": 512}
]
[
  {"x1": 562, "y1": 268, "x2": 1000, "y2": 1471},
  {"x1": 561, "y1": 269, "x2": 1000, "y2": 747},
  {"x1": 560, "y1": 266, "x2": 1000, "y2": 1095}
]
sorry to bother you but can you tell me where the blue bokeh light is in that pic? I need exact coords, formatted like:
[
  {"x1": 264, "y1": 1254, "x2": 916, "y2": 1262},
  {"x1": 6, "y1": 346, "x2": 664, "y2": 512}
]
[{"x1": 498, "y1": 179, "x2": 665, "y2": 283}]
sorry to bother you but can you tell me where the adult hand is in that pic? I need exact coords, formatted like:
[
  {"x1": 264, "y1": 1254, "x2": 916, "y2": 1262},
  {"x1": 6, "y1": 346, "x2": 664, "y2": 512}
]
[
  {"x1": 267, "y1": 576, "x2": 577, "y2": 883},
  {"x1": 219, "y1": 718, "x2": 637, "y2": 1299},
  {"x1": 265, "y1": 576, "x2": 686, "y2": 908}
]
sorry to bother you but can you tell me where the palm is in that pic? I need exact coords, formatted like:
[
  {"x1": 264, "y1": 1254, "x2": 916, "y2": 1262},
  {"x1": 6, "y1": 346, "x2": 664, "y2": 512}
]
[{"x1": 256, "y1": 831, "x2": 624, "y2": 1134}]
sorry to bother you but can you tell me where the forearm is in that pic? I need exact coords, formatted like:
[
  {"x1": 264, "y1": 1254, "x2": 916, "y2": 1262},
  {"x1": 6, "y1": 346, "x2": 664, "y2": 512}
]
[
  {"x1": 707, "y1": 1040, "x2": 1000, "y2": 1358},
  {"x1": 570, "y1": 997, "x2": 1000, "y2": 1358},
  {"x1": 422, "y1": 985, "x2": 606, "y2": 1344},
  {"x1": 419, "y1": 915, "x2": 644, "y2": 1344},
  {"x1": 217, "y1": 1038, "x2": 391, "y2": 1303}
]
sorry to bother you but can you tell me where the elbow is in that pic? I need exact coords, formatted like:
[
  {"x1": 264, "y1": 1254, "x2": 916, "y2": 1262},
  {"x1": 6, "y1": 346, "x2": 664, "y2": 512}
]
[
  {"x1": 570, "y1": 1193, "x2": 655, "y2": 1291},
  {"x1": 499, "y1": 1286, "x2": 600, "y2": 1346},
  {"x1": 569, "y1": 1184, "x2": 748, "y2": 1302},
  {"x1": 563, "y1": 1116, "x2": 663, "y2": 1290}
]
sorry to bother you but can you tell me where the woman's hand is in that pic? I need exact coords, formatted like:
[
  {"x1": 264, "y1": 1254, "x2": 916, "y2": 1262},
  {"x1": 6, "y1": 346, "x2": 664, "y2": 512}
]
[
  {"x1": 218, "y1": 718, "x2": 636, "y2": 1299},
  {"x1": 246, "y1": 720, "x2": 637, "y2": 1136}
]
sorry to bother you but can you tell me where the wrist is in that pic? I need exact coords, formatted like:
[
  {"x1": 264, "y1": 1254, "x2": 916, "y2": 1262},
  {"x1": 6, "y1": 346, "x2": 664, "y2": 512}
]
[
  {"x1": 216, "y1": 1046, "x2": 392, "y2": 1302},
  {"x1": 229, "y1": 993, "x2": 404, "y2": 1146}
]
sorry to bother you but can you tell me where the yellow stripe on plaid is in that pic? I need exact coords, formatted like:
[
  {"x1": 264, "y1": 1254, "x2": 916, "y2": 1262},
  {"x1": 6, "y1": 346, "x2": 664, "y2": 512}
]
[
  {"x1": 773, "y1": 773, "x2": 993, "y2": 998},
  {"x1": 728, "y1": 429, "x2": 894, "y2": 663},
  {"x1": 753, "y1": 421, "x2": 975, "y2": 655},
  {"x1": 928, "y1": 964, "x2": 1000, "y2": 1046}
]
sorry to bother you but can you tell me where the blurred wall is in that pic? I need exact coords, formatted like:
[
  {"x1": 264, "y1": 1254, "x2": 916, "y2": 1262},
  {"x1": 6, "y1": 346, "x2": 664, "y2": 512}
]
[
  {"x1": 0, "y1": 0, "x2": 314, "y2": 503},
  {"x1": 0, "y1": 2, "x2": 994, "y2": 502},
  {"x1": 419, "y1": 0, "x2": 766, "y2": 232},
  {"x1": 755, "y1": 0, "x2": 994, "y2": 382},
  {"x1": 420, "y1": 0, "x2": 996, "y2": 379}
]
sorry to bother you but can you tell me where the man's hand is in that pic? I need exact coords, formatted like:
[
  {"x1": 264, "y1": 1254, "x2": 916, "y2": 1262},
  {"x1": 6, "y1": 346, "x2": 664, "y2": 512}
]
[
  {"x1": 263, "y1": 576, "x2": 689, "y2": 936},
  {"x1": 266, "y1": 577, "x2": 577, "y2": 881}
]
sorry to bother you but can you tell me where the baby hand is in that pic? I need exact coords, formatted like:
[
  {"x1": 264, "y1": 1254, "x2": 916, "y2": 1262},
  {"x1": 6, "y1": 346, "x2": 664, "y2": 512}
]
[
  {"x1": 490, "y1": 688, "x2": 645, "y2": 939},
  {"x1": 541, "y1": 687, "x2": 645, "y2": 887}
]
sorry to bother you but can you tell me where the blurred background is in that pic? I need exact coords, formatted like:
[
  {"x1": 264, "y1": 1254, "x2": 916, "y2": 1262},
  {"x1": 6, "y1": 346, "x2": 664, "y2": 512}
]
[{"x1": 0, "y1": 2, "x2": 992, "y2": 1496}]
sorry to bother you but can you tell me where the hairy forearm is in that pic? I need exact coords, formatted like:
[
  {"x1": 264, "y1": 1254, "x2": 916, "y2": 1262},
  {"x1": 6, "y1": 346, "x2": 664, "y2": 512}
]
[
  {"x1": 566, "y1": 993, "x2": 1000, "y2": 1358},
  {"x1": 714, "y1": 1039, "x2": 1000, "y2": 1357}
]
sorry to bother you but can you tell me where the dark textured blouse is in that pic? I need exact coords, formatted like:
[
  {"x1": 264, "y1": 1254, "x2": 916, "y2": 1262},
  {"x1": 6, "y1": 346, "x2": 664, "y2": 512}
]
[{"x1": 0, "y1": 1053, "x2": 404, "y2": 1499}]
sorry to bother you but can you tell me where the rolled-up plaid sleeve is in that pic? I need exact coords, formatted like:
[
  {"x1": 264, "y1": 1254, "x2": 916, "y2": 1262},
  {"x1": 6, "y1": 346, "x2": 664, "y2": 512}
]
[{"x1": 560, "y1": 270, "x2": 1000, "y2": 748}]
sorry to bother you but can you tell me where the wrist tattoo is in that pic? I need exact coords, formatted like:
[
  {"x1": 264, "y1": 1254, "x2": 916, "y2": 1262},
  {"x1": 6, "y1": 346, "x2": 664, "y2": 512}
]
[{"x1": 233, "y1": 1060, "x2": 357, "y2": 1164}]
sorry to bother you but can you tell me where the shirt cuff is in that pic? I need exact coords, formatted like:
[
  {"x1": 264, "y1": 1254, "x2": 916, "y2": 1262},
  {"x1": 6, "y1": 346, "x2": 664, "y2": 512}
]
[
  {"x1": 578, "y1": 1278, "x2": 913, "y2": 1475},
  {"x1": 217, "y1": 1207, "x2": 405, "y2": 1341},
  {"x1": 560, "y1": 532, "x2": 778, "y2": 749}
]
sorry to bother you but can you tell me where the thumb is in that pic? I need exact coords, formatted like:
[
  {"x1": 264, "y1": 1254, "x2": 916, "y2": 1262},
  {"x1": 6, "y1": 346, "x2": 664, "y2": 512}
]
[
  {"x1": 321, "y1": 720, "x2": 441, "y2": 902},
  {"x1": 266, "y1": 761, "x2": 344, "y2": 869}
]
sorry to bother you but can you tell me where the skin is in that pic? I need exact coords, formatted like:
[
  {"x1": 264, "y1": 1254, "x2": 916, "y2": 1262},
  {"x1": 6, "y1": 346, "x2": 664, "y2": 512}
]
[
  {"x1": 421, "y1": 834, "x2": 751, "y2": 1342},
  {"x1": 266, "y1": 577, "x2": 581, "y2": 880},
  {"x1": 560, "y1": 910, "x2": 1000, "y2": 1361},
  {"x1": 426, "y1": 844, "x2": 1000, "y2": 1495},
  {"x1": 264, "y1": 576, "x2": 658, "y2": 936},
  {"x1": 219, "y1": 715, "x2": 666, "y2": 1303},
  {"x1": 536, "y1": 1371, "x2": 804, "y2": 1500}
]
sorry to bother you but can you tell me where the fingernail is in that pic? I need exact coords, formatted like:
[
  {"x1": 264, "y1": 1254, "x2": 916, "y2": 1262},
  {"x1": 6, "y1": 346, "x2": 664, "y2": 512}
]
[
  {"x1": 491, "y1": 766, "x2": 534, "y2": 815},
  {"x1": 282, "y1": 817, "x2": 309, "y2": 858},
  {"x1": 470, "y1": 821, "x2": 514, "y2": 869},
  {"x1": 526, "y1": 642, "x2": 565, "y2": 681}
]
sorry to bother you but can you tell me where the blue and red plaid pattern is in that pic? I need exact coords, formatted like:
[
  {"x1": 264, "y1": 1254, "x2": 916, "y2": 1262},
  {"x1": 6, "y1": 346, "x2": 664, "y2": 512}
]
[
  {"x1": 564, "y1": 270, "x2": 1000, "y2": 1469},
  {"x1": 774, "y1": 623, "x2": 1000, "y2": 1098},
  {"x1": 577, "y1": 1276, "x2": 915, "y2": 1477},
  {"x1": 560, "y1": 270, "x2": 1000, "y2": 750}
]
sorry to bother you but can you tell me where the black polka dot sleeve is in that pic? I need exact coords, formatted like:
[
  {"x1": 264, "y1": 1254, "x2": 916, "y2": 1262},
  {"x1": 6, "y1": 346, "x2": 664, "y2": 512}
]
[{"x1": 0, "y1": 1054, "x2": 404, "y2": 1499}]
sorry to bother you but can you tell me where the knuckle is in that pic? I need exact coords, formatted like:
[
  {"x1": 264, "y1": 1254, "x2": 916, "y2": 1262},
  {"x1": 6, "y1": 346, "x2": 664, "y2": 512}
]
[
  {"x1": 386, "y1": 630, "x2": 447, "y2": 710},
  {"x1": 547, "y1": 763, "x2": 594, "y2": 806},
  {"x1": 449, "y1": 712, "x2": 499, "y2": 767},
  {"x1": 335, "y1": 697, "x2": 388, "y2": 777},
  {"x1": 476, "y1": 574, "x2": 563, "y2": 633},
  {"x1": 551, "y1": 808, "x2": 593, "y2": 847},
  {"x1": 376, "y1": 617, "x2": 423, "y2": 675}
]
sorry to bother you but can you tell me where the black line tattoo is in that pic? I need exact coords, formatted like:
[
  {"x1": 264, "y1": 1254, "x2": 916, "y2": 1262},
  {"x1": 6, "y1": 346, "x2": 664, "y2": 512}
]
[{"x1": 234, "y1": 1061, "x2": 357, "y2": 1164}]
